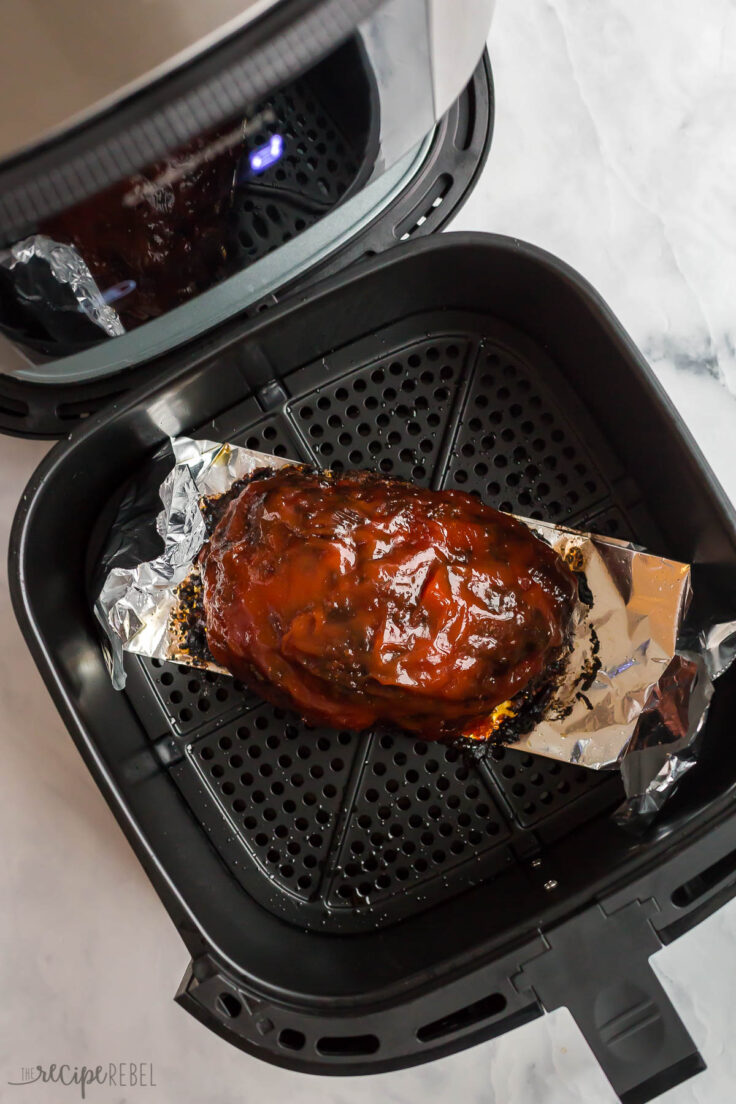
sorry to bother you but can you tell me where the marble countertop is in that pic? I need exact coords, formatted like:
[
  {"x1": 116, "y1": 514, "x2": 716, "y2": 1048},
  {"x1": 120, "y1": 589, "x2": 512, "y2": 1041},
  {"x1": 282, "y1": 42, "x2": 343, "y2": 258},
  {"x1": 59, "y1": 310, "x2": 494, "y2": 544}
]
[{"x1": 2, "y1": 2, "x2": 736, "y2": 1102}]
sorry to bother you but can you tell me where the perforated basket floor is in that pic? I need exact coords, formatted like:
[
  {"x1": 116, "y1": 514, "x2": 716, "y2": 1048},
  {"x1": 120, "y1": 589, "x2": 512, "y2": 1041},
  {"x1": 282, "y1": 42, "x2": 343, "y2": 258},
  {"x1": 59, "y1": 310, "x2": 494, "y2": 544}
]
[
  {"x1": 123, "y1": 310, "x2": 642, "y2": 932},
  {"x1": 229, "y1": 78, "x2": 361, "y2": 267}
]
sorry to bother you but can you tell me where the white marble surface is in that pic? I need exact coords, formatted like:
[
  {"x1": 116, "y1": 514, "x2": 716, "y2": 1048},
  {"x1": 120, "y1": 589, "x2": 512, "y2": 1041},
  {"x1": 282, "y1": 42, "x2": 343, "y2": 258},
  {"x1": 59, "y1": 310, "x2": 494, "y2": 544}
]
[{"x1": 2, "y1": 1, "x2": 736, "y2": 1102}]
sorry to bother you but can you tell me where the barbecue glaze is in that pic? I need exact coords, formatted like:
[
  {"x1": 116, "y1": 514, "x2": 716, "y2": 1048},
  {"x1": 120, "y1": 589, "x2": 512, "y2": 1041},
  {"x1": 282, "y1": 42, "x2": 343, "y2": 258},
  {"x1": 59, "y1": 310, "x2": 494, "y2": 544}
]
[{"x1": 200, "y1": 468, "x2": 578, "y2": 737}]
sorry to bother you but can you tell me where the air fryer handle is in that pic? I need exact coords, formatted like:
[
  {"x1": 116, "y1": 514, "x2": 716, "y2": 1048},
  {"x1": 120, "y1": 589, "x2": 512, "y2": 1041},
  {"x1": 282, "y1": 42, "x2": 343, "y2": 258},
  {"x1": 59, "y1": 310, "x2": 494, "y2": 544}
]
[
  {"x1": 515, "y1": 900, "x2": 705, "y2": 1103},
  {"x1": 566, "y1": 969, "x2": 703, "y2": 1103}
]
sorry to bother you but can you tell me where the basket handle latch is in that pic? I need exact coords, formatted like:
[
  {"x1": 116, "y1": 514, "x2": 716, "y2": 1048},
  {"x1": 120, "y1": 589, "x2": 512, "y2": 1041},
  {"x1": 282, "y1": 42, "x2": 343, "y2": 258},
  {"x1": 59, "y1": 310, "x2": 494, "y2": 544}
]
[{"x1": 513, "y1": 898, "x2": 705, "y2": 1103}]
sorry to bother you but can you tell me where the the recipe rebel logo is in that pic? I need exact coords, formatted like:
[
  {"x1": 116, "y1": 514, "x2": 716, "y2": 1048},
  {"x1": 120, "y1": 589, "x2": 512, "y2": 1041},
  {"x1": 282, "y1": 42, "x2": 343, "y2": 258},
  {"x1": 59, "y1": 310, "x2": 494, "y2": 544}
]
[{"x1": 7, "y1": 1062, "x2": 156, "y2": 1098}]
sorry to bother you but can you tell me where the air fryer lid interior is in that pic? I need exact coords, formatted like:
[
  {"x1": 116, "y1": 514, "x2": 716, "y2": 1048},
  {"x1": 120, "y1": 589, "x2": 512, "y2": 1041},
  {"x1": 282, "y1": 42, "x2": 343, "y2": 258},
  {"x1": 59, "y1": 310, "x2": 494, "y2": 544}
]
[
  {"x1": 11, "y1": 238, "x2": 736, "y2": 1071},
  {"x1": 0, "y1": 24, "x2": 381, "y2": 379}
]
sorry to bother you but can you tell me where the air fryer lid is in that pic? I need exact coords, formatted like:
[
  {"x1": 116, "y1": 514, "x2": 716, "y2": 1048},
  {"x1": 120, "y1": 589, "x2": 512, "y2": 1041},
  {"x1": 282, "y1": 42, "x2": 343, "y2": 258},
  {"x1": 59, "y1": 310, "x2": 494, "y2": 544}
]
[
  {"x1": 0, "y1": 0, "x2": 495, "y2": 436},
  {"x1": 0, "y1": 49, "x2": 494, "y2": 437},
  {"x1": 0, "y1": 0, "x2": 389, "y2": 391},
  {"x1": 0, "y1": 0, "x2": 383, "y2": 237}
]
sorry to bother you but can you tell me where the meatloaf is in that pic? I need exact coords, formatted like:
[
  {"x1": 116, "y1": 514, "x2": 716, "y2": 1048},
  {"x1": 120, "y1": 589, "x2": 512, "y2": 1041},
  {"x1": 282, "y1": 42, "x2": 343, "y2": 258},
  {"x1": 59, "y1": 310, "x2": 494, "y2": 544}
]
[{"x1": 199, "y1": 468, "x2": 578, "y2": 737}]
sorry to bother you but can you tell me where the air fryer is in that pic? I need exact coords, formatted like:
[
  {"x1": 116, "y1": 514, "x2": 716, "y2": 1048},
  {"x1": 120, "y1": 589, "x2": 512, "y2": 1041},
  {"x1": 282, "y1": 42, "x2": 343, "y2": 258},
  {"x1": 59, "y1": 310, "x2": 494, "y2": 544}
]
[
  {"x1": 4, "y1": 5, "x2": 736, "y2": 1104},
  {"x1": 0, "y1": 0, "x2": 496, "y2": 433}
]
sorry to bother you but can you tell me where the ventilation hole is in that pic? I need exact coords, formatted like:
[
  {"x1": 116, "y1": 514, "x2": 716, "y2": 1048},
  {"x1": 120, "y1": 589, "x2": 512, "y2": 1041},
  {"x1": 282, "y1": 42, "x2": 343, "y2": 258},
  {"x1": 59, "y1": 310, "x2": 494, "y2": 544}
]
[
  {"x1": 317, "y1": 1034, "x2": 380, "y2": 1056},
  {"x1": 417, "y1": 993, "x2": 507, "y2": 1043},
  {"x1": 671, "y1": 848, "x2": 736, "y2": 908},
  {"x1": 216, "y1": 992, "x2": 242, "y2": 1019},
  {"x1": 279, "y1": 1028, "x2": 306, "y2": 1051}
]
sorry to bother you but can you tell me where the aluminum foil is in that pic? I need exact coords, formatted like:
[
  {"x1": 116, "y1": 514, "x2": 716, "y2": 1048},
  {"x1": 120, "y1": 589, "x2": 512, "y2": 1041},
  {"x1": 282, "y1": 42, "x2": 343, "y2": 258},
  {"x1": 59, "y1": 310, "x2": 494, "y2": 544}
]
[
  {"x1": 96, "y1": 437, "x2": 294, "y2": 689},
  {"x1": 0, "y1": 234, "x2": 124, "y2": 337},
  {"x1": 96, "y1": 436, "x2": 736, "y2": 823}
]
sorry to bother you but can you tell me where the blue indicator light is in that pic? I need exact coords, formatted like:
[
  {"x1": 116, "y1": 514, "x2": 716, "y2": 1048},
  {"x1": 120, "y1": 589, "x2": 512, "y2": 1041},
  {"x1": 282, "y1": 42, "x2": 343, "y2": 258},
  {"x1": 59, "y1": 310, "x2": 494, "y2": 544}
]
[{"x1": 249, "y1": 133, "x2": 284, "y2": 174}]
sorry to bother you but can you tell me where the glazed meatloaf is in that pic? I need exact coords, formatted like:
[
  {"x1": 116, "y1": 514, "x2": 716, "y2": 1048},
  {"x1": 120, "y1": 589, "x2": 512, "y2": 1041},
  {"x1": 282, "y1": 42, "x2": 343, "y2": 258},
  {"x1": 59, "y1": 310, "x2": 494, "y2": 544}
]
[{"x1": 199, "y1": 468, "x2": 578, "y2": 737}]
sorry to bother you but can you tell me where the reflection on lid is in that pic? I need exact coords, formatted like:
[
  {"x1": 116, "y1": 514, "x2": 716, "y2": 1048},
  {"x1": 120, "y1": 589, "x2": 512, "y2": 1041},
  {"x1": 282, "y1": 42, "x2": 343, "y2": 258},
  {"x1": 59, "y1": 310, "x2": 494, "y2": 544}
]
[{"x1": 101, "y1": 279, "x2": 137, "y2": 305}]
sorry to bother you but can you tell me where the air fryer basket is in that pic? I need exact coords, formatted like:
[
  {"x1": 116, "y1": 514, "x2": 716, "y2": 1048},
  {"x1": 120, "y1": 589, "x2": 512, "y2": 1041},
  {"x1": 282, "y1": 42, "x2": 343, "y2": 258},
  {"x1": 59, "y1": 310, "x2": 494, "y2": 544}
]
[
  {"x1": 123, "y1": 316, "x2": 627, "y2": 933},
  {"x1": 11, "y1": 235, "x2": 736, "y2": 1103}
]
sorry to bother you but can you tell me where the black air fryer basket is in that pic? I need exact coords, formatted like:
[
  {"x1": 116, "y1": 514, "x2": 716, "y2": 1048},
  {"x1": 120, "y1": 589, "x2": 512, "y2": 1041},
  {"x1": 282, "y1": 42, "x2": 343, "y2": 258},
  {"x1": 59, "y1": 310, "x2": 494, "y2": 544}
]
[{"x1": 10, "y1": 234, "x2": 736, "y2": 1104}]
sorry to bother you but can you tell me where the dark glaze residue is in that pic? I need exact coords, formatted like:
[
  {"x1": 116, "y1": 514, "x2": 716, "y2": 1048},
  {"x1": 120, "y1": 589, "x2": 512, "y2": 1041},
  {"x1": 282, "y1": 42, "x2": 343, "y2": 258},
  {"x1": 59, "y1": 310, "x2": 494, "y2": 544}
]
[{"x1": 199, "y1": 469, "x2": 578, "y2": 737}]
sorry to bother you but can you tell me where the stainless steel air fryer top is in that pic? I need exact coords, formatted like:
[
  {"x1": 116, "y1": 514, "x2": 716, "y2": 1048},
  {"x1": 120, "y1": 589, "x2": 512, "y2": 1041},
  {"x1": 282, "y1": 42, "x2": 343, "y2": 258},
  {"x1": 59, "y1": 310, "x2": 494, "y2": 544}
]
[
  {"x1": 0, "y1": 0, "x2": 279, "y2": 161},
  {"x1": 0, "y1": 0, "x2": 495, "y2": 388}
]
